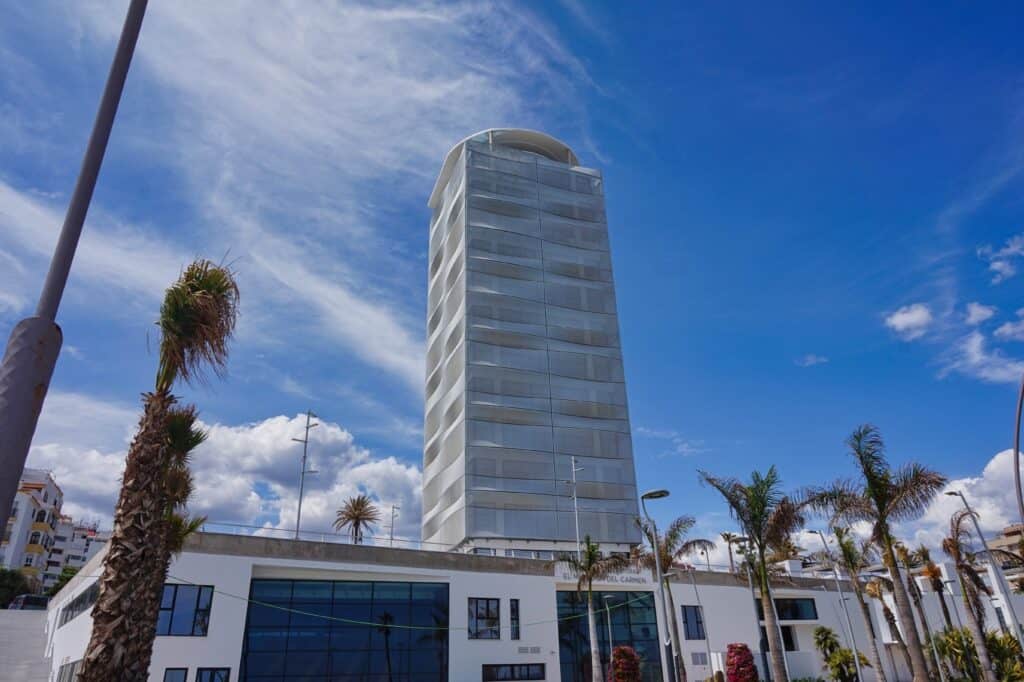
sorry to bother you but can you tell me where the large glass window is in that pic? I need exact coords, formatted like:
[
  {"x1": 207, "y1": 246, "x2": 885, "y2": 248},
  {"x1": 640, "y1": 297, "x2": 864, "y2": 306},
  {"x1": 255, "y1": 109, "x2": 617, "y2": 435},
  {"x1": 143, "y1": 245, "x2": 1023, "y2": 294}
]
[
  {"x1": 469, "y1": 597, "x2": 500, "y2": 639},
  {"x1": 196, "y1": 669, "x2": 230, "y2": 682},
  {"x1": 157, "y1": 584, "x2": 214, "y2": 636},
  {"x1": 240, "y1": 579, "x2": 448, "y2": 682},
  {"x1": 760, "y1": 625, "x2": 798, "y2": 651},
  {"x1": 163, "y1": 670, "x2": 187, "y2": 682},
  {"x1": 56, "y1": 660, "x2": 81, "y2": 682},
  {"x1": 681, "y1": 605, "x2": 706, "y2": 640},
  {"x1": 756, "y1": 597, "x2": 818, "y2": 621},
  {"x1": 557, "y1": 591, "x2": 662, "y2": 682},
  {"x1": 483, "y1": 663, "x2": 545, "y2": 680},
  {"x1": 511, "y1": 599, "x2": 521, "y2": 640}
]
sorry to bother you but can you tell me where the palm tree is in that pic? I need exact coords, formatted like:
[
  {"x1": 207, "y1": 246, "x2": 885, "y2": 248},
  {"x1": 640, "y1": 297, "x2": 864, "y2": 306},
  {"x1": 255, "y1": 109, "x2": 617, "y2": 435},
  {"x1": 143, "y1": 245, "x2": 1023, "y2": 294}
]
[
  {"x1": 806, "y1": 424, "x2": 946, "y2": 682},
  {"x1": 866, "y1": 576, "x2": 913, "y2": 674},
  {"x1": 914, "y1": 545, "x2": 954, "y2": 630},
  {"x1": 378, "y1": 612, "x2": 395, "y2": 682},
  {"x1": 833, "y1": 527, "x2": 888, "y2": 682},
  {"x1": 721, "y1": 532, "x2": 742, "y2": 574},
  {"x1": 894, "y1": 542, "x2": 940, "y2": 679},
  {"x1": 566, "y1": 536, "x2": 631, "y2": 682},
  {"x1": 943, "y1": 508, "x2": 997, "y2": 682},
  {"x1": 700, "y1": 466, "x2": 805, "y2": 682},
  {"x1": 634, "y1": 515, "x2": 714, "y2": 682},
  {"x1": 334, "y1": 494, "x2": 381, "y2": 544},
  {"x1": 80, "y1": 260, "x2": 239, "y2": 682}
]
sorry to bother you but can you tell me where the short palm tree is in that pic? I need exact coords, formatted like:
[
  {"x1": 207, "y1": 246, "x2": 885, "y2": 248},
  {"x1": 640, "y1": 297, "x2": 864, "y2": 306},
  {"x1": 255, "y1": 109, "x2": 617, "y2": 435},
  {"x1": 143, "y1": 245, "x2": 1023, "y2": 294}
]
[
  {"x1": 721, "y1": 532, "x2": 743, "y2": 573},
  {"x1": 865, "y1": 576, "x2": 913, "y2": 674},
  {"x1": 806, "y1": 424, "x2": 946, "y2": 682},
  {"x1": 894, "y1": 542, "x2": 940, "y2": 678},
  {"x1": 943, "y1": 508, "x2": 997, "y2": 682},
  {"x1": 634, "y1": 515, "x2": 714, "y2": 682},
  {"x1": 700, "y1": 466, "x2": 805, "y2": 682},
  {"x1": 914, "y1": 545, "x2": 954, "y2": 630},
  {"x1": 334, "y1": 494, "x2": 381, "y2": 544},
  {"x1": 80, "y1": 260, "x2": 239, "y2": 681},
  {"x1": 567, "y1": 536, "x2": 631, "y2": 682},
  {"x1": 833, "y1": 527, "x2": 888, "y2": 682}
]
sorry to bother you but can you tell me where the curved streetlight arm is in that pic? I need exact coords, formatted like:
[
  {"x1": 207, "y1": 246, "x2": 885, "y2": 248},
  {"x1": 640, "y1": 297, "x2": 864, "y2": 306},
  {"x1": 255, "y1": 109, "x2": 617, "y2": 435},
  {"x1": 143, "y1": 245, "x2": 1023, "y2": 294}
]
[{"x1": 1015, "y1": 374, "x2": 1024, "y2": 527}]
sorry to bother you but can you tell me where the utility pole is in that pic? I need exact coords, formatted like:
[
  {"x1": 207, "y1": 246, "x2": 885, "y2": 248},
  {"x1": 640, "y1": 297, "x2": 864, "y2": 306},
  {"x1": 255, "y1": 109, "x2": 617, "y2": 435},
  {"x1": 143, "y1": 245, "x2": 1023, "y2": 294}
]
[
  {"x1": 389, "y1": 504, "x2": 400, "y2": 547},
  {"x1": 291, "y1": 410, "x2": 319, "y2": 539},
  {"x1": 0, "y1": 0, "x2": 148, "y2": 534},
  {"x1": 568, "y1": 456, "x2": 583, "y2": 559}
]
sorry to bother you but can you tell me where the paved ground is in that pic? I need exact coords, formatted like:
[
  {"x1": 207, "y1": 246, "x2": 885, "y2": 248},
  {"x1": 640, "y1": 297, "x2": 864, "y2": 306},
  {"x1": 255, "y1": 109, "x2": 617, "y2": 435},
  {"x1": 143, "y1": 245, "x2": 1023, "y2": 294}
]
[{"x1": 0, "y1": 610, "x2": 50, "y2": 681}]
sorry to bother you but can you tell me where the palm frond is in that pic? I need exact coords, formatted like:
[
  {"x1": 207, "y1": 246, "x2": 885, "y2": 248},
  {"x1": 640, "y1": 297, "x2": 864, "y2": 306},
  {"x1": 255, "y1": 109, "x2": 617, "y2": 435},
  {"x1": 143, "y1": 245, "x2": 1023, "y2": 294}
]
[
  {"x1": 166, "y1": 514, "x2": 207, "y2": 555},
  {"x1": 885, "y1": 463, "x2": 947, "y2": 523}
]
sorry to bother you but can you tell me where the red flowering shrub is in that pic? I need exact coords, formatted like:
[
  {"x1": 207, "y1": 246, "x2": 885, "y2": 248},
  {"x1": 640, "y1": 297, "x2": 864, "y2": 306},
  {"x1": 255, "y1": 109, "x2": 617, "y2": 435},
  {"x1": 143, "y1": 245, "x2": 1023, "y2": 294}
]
[
  {"x1": 726, "y1": 642, "x2": 759, "y2": 682},
  {"x1": 608, "y1": 645, "x2": 641, "y2": 682}
]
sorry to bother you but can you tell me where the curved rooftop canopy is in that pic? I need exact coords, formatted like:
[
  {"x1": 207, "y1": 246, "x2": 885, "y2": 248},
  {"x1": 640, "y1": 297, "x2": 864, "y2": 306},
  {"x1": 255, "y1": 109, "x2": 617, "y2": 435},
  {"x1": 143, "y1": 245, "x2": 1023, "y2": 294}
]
[{"x1": 429, "y1": 128, "x2": 580, "y2": 207}]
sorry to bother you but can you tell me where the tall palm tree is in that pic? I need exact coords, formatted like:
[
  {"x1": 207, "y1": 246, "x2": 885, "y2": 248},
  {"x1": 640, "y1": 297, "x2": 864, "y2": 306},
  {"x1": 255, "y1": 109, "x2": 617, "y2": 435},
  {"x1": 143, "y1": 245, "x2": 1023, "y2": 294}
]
[
  {"x1": 566, "y1": 536, "x2": 631, "y2": 682},
  {"x1": 943, "y1": 509, "x2": 997, "y2": 682},
  {"x1": 80, "y1": 260, "x2": 239, "y2": 682},
  {"x1": 894, "y1": 542, "x2": 940, "y2": 679},
  {"x1": 914, "y1": 545, "x2": 954, "y2": 630},
  {"x1": 866, "y1": 576, "x2": 913, "y2": 675},
  {"x1": 634, "y1": 515, "x2": 714, "y2": 682},
  {"x1": 721, "y1": 532, "x2": 742, "y2": 574},
  {"x1": 833, "y1": 527, "x2": 888, "y2": 682},
  {"x1": 334, "y1": 494, "x2": 381, "y2": 544},
  {"x1": 700, "y1": 466, "x2": 805, "y2": 682},
  {"x1": 806, "y1": 424, "x2": 946, "y2": 682}
]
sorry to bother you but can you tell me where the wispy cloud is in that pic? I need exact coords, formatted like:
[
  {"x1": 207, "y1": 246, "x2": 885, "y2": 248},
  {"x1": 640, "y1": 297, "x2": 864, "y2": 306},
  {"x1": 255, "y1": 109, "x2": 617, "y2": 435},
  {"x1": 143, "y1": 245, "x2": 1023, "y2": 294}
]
[
  {"x1": 942, "y1": 330, "x2": 1024, "y2": 383},
  {"x1": 978, "y1": 233, "x2": 1024, "y2": 284},
  {"x1": 995, "y1": 308, "x2": 1024, "y2": 342},
  {"x1": 965, "y1": 301, "x2": 997, "y2": 325},
  {"x1": 884, "y1": 303, "x2": 933, "y2": 340},
  {"x1": 794, "y1": 353, "x2": 829, "y2": 367},
  {"x1": 635, "y1": 427, "x2": 707, "y2": 457}
]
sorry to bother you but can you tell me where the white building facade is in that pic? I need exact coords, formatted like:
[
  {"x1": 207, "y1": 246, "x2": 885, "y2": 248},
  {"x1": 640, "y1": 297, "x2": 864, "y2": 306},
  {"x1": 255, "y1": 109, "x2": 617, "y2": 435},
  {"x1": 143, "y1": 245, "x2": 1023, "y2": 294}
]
[
  {"x1": 42, "y1": 532, "x2": 939, "y2": 682},
  {"x1": 423, "y1": 129, "x2": 641, "y2": 555},
  {"x1": 41, "y1": 517, "x2": 109, "y2": 591},
  {"x1": 1, "y1": 468, "x2": 63, "y2": 588}
]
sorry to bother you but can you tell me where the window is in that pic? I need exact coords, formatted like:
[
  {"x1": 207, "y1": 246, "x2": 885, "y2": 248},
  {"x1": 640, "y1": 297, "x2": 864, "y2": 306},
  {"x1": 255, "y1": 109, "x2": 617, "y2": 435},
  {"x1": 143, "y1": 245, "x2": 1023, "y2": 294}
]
[
  {"x1": 157, "y1": 584, "x2": 214, "y2": 636},
  {"x1": 469, "y1": 597, "x2": 500, "y2": 639},
  {"x1": 23, "y1": 555, "x2": 34, "y2": 567},
  {"x1": 196, "y1": 669, "x2": 230, "y2": 682},
  {"x1": 511, "y1": 599, "x2": 520, "y2": 640},
  {"x1": 760, "y1": 625, "x2": 798, "y2": 651},
  {"x1": 56, "y1": 660, "x2": 81, "y2": 682},
  {"x1": 29, "y1": 531, "x2": 41, "y2": 545},
  {"x1": 37, "y1": 510, "x2": 47, "y2": 522},
  {"x1": 691, "y1": 652, "x2": 709, "y2": 666},
  {"x1": 756, "y1": 597, "x2": 818, "y2": 621},
  {"x1": 482, "y1": 663, "x2": 545, "y2": 681},
  {"x1": 681, "y1": 605, "x2": 706, "y2": 640},
  {"x1": 163, "y1": 669, "x2": 188, "y2": 682},
  {"x1": 59, "y1": 582, "x2": 100, "y2": 627}
]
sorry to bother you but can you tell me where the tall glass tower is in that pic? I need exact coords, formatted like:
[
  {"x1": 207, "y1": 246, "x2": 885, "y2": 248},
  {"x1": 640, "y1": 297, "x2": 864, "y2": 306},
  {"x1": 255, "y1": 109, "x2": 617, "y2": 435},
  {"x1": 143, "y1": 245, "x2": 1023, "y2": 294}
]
[{"x1": 422, "y1": 129, "x2": 641, "y2": 555}]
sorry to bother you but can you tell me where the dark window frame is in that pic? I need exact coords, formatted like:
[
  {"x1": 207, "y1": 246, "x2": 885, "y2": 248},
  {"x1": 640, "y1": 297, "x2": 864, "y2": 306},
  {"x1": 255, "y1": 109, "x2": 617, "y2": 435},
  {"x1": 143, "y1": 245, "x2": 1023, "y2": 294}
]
[
  {"x1": 195, "y1": 668, "x2": 230, "y2": 682},
  {"x1": 482, "y1": 663, "x2": 546, "y2": 681},
  {"x1": 157, "y1": 584, "x2": 214, "y2": 637},
  {"x1": 681, "y1": 604, "x2": 706, "y2": 640},
  {"x1": 163, "y1": 669, "x2": 188, "y2": 682},
  {"x1": 510, "y1": 598, "x2": 520, "y2": 640},
  {"x1": 469, "y1": 597, "x2": 501, "y2": 640}
]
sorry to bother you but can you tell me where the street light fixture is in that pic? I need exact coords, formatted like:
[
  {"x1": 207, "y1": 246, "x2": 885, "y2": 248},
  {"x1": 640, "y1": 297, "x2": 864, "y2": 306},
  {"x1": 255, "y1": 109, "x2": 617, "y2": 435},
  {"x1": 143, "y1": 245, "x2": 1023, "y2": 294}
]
[
  {"x1": 641, "y1": 489, "x2": 678, "y2": 682},
  {"x1": 945, "y1": 490, "x2": 1023, "y2": 642}
]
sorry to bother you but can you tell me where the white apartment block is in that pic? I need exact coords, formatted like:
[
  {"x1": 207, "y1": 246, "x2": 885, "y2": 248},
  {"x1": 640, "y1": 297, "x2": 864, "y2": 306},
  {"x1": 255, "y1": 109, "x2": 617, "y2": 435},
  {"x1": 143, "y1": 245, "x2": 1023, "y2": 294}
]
[
  {"x1": 41, "y1": 517, "x2": 109, "y2": 591},
  {"x1": 1, "y1": 468, "x2": 63, "y2": 587}
]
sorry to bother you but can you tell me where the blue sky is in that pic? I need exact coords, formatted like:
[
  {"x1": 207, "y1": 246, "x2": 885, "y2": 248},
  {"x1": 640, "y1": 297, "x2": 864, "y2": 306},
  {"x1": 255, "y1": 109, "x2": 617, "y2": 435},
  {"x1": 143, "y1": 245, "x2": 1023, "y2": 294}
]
[{"x1": 2, "y1": 2, "x2": 1023, "y2": 552}]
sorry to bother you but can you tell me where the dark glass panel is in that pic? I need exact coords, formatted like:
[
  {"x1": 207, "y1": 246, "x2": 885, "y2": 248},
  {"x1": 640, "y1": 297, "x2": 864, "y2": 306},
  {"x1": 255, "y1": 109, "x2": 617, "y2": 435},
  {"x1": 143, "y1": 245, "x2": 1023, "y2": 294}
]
[{"x1": 169, "y1": 586, "x2": 199, "y2": 635}]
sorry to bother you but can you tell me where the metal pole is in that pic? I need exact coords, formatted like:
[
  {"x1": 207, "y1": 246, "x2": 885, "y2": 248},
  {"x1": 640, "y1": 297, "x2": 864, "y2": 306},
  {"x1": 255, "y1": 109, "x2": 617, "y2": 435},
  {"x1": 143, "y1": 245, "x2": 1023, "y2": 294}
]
[
  {"x1": 389, "y1": 504, "x2": 400, "y2": 547},
  {"x1": 291, "y1": 410, "x2": 318, "y2": 539},
  {"x1": 0, "y1": 0, "x2": 147, "y2": 535},
  {"x1": 571, "y1": 455, "x2": 582, "y2": 560},
  {"x1": 950, "y1": 490, "x2": 1023, "y2": 642},
  {"x1": 604, "y1": 595, "x2": 615, "y2": 678},
  {"x1": 1014, "y1": 374, "x2": 1024, "y2": 527},
  {"x1": 744, "y1": 561, "x2": 771, "y2": 680},
  {"x1": 814, "y1": 531, "x2": 863, "y2": 682},
  {"x1": 688, "y1": 568, "x2": 715, "y2": 677},
  {"x1": 641, "y1": 496, "x2": 677, "y2": 682}
]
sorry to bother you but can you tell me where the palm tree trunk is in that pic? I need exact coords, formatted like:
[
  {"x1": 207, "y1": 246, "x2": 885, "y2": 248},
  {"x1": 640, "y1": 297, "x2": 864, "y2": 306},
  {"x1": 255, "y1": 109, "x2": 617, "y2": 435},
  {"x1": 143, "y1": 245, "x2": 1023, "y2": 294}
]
[
  {"x1": 852, "y1": 586, "x2": 888, "y2": 682},
  {"x1": 883, "y1": 601, "x2": 913, "y2": 676},
  {"x1": 933, "y1": 587, "x2": 953, "y2": 631},
  {"x1": 758, "y1": 558, "x2": 789, "y2": 682},
  {"x1": 587, "y1": 587, "x2": 603, "y2": 682},
  {"x1": 727, "y1": 545, "x2": 735, "y2": 574},
  {"x1": 882, "y1": 541, "x2": 930, "y2": 682},
  {"x1": 79, "y1": 391, "x2": 174, "y2": 682},
  {"x1": 957, "y1": 571, "x2": 996, "y2": 682},
  {"x1": 129, "y1": 522, "x2": 172, "y2": 676},
  {"x1": 906, "y1": 579, "x2": 939, "y2": 679},
  {"x1": 664, "y1": 577, "x2": 687, "y2": 682}
]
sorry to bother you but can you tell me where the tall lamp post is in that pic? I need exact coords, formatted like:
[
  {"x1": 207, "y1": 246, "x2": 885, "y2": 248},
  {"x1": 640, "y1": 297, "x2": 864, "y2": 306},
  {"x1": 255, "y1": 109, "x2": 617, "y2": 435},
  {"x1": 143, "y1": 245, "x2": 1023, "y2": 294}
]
[
  {"x1": 291, "y1": 410, "x2": 319, "y2": 539},
  {"x1": 946, "y1": 490, "x2": 1023, "y2": 641},
  {"x1": 813, "y1": 530, "x2": 863, "y2": 682},
  {"x1": 641, "y1": 489, "x2": 679, "y2": 682},
  {"x1": 1014, "y1": 376, "x2": 1024, "y2": 527},
  {"x1": 686, "y1": 566, "x2": 715, "y2": 677},
  {"x1": 603, "y1": 594, "x2": 616, "y2": 677},
  {"x1": 0, "y1": 0, "x2": 148, "y2": 534}
]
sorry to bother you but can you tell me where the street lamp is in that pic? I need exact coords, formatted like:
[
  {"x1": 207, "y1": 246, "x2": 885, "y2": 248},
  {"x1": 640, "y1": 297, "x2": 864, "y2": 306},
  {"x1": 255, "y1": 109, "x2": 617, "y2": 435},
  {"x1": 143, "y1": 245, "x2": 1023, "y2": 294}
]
[
  {"x1": 813, "y1": 530, "x2": 863, "y2": 682},
  {"x1": 603, "y1": 594, "x2": 616, "y2": 676},
  {"x1": 1014, "y1": 375, "x2": 1024, "y2": 527},
  {"x1": 641, "y1": 489, "x2": 678, "y2": 682},
  {"x1": 945, "y1": 490, "x2": 1023, "y2": 642}
]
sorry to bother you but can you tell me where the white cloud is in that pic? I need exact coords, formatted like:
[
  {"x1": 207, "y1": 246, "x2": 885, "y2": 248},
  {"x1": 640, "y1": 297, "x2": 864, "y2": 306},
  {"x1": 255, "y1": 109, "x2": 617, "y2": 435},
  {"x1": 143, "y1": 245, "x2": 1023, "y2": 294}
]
[
  {"x1": 635, "y1": 427, "x2": 706, "y2": 457},
  {"x1": 884, "y1": 303, "x2": 933, "y2": 340},
  {"x1": 978, "y1": 233, "x2": 1024, "y2": 284},
  {"x1": 26, "y1": 393, "x2": 423, "y2": 541},
  {"x1": 995, "y1": 308, "x2": 1024, "y2": 342},
  {"x1": 794, "y1": 353, "x2": 829, "y2": 367},
  {"x1": 943, "y1": 330, "x2": 1024, "y2": 383},
  {"x1": 965, "y1": 302, "x2": 997, "y2": 325}
]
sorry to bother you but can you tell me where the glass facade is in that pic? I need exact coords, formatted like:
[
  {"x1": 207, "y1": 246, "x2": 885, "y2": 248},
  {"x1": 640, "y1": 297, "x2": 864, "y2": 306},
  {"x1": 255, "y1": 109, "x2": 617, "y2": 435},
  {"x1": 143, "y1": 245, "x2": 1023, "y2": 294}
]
[
  {"x1": 423, "y1": 129, "x2": 642, "y2": 550},
  {"x1": 239, "y1": 579, "x2": 449, "y2": 682},
  {"x1": 756, "y1": 597, "x2": 818, "y2": 621},
  {"x1": 556, "y1": 590, "x2": 663, "y2": 682}
]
